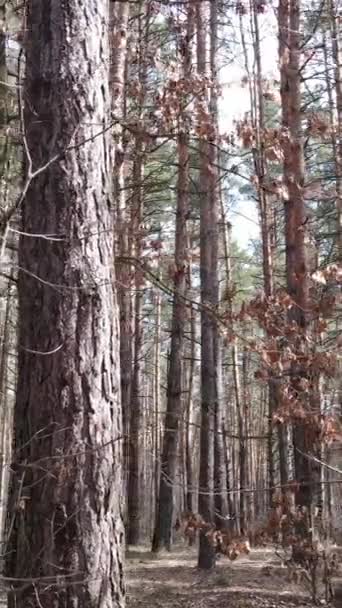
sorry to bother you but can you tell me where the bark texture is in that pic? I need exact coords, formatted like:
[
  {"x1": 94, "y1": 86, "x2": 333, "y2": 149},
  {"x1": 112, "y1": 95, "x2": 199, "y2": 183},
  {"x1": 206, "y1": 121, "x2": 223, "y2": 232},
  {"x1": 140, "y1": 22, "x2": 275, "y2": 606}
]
[{"x1": 5, "y1": 2, "x2": 125, "y2": 607}]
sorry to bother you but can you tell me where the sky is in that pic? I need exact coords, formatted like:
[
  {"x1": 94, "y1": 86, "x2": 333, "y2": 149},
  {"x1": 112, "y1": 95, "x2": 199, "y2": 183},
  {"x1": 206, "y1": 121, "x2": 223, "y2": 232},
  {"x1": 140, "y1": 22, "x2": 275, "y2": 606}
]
[
  {"x1": 218, "y1": 11, "x2": 278, "y2": 248},
  {"x1": 5, "y1": 6, "x2": 278, "y2": 250}
]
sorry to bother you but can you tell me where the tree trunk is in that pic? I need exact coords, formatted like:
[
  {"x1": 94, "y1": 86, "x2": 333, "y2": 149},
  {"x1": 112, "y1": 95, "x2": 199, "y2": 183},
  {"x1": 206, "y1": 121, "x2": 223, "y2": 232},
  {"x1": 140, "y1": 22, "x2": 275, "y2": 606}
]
[
  {"x1": 152, "y1": 127, "x2": 189, "y2": 551},
  {"x1": 152, "y1": 2, "x2": 194, "y2": 552},
  {"x1": 279, "y1": 0, "x2": 314, "y2": 536},
  {"x1": 126, "y1": 2, "x2": 152, "y2": 546},
  {"x1": 329, "y1": 0, "x2": 342, "y2": 258},
  {"x1": 127, "y1": 137, "x2": 144, "y2": 545},
  {"x1": 210, "y1": 0, "x2": 229, "y2": 532},
  {"x1": 152, "y1": 285, "x2": 161, "y2": 529},
  {"x1": 111, "y1": 0, "x2": 131, "y2": 522},
  {"x1": 0, "y1": 276, "x2": 14, "y2": 545},
  {"x1": 250, "y1": 2, "x2": 279, "y2": 510},
  {"x1": 197, "y1": 0, "x2": 216, "y2": 570},
  {"x1": 5, "y1": 2, "x2": 125, "y2": 606},
  {"x1": 185, "y1": 295, "x2": 196, "y2": 515},
  {"x1": 323, "y1": 26, "x2": 342, "y2": 543}
]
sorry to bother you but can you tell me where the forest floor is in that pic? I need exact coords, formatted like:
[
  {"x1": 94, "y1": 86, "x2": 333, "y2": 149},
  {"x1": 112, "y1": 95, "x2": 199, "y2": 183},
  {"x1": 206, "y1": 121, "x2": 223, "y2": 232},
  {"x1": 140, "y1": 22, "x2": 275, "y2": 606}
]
[{"x1": 126, "y1": 544, "x2": 335, "y2": 608}]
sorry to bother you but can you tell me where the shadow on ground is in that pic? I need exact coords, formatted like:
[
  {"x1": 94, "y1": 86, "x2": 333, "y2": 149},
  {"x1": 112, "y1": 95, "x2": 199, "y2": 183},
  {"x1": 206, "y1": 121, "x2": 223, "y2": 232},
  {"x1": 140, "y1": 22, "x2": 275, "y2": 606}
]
[{"x1": 126, "y1": 545, "x2": 329, "y2": 608}]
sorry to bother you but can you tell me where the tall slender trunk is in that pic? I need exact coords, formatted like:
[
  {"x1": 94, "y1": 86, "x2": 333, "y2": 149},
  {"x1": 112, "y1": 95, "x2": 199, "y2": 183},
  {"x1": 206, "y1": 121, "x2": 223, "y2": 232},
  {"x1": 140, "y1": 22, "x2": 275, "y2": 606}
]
[
  {"x1": 248, "y1": 3, "x2": 283, "y2": 509},
  {"x1": 153, "y1": 285, "x2": 161, "y2": 525},
  {"x1": 110, "y1": 0, "x2": 131, "y2": 521},
  {"x1": 5, "y1": 2, "x2": 125, "y2": 605},
  {"x1": 152, "y1": 129, "x2": 189, "y2": 550},
  {"x1": 222, "y1": 221, "x2": 245, "y2": 532},
  {"x1": 127, "y1": 136, "x2": 144, "y2": 545},
  {"x1": 323, "y1": 21, "x2": 342, "y2": 544},
  {"x1": 197, "y1": 0, "x2": 217, "y2": 569},
  {"x1": 0, "y1": 276, "x2": 14, "y2": 545},
  {"x1": 127, "y1": 3, "x2": 151, "y2": 544},
  {"x1": 279, "y1": 0, "x2": 313, "y2": 530},
  {"x1": 152, "y1": 6, "x2": 193, "y2": 551},
  {"x1": 210, "y1": 0, "x2": 229, "y2": 531},
  {"x1": 186, "y1": 246, "x2": 196, "y2": 515},
  {"x1": 329, "y1": 0, "x2": 342, "y2": 257},
  {"x1": 241, "y1": 344, "x2": 250, "y2": 531}
]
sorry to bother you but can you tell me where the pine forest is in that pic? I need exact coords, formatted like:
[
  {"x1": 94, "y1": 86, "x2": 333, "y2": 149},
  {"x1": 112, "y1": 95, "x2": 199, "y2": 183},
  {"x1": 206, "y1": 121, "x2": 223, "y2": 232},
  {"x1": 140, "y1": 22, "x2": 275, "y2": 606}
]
[{"x1": 0, "y1": 0, "x2": 341, "y2": 607}]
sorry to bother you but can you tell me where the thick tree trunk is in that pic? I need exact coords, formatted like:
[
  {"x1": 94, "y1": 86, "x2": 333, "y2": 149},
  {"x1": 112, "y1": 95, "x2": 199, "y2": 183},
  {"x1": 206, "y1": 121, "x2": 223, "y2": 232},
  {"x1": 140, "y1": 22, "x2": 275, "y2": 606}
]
[{"x1": 5, "y1": 2, "x2": 125, "y2": 607}]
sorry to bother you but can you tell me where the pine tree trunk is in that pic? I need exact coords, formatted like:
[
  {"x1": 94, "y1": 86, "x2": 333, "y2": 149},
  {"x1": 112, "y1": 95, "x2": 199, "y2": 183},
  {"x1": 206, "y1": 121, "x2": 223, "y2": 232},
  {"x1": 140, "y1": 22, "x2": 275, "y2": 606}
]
[
  {"x1": 210, "y1": 0, "x2": 229, "y2": 532},
  {"x1": 126, "y1": 3, "x2": 152, "y2": 545},
  {"x1": 219, "y1": 220, "x2": 236, "y2": 522},
  {"x1": 329, "y1": 0, "x2": 342, "y2": 257},
  {"x1": 197, "y1": 0, "x2": 216, "y2": 570},
  {"x1": 0, "y1": 277, "x2": 14, "y2": 545},
  {"x1": 323, "y1": 27, "x2": 342, "y2": 544},
  {"x1": 251, "y1": 3, "x2": 279, "y2": 510},
  {"x1": 185, "y1": 294, "x2": 195, "y2": 515},
  {"x1": 127, "y1": 138, "x2": 144, "y2": 545},
  {"x1": 152, "y1": 127, "x2": 189, "y2": 551},
  {"x1": 5, "y1": 2, "x2": 125, "y2": 606},
  {"x1": 153, "y1": 285, "x2": 161, "y2": 526},
  {"x1": 152, "y1": 2, "x2": 194, "y2": 552},
  {"x1": 279, "y1": 0, "x2": 314, "y2": 538},
  {"x1": 111, "y1": 0, "x2": 131, "y2": 521}
]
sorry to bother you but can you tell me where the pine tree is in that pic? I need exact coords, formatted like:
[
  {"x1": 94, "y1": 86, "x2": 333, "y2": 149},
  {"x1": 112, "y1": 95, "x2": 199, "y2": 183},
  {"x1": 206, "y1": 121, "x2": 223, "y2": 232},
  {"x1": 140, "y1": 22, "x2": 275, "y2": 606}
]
[{"x1": 5, "y1": 2, "x2": 125, "y2": 606}]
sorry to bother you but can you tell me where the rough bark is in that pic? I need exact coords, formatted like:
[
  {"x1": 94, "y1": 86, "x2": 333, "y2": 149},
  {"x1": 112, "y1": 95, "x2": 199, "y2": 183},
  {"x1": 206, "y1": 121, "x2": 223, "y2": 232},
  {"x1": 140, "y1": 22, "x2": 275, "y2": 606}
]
[{"x1": 5, "y1": 2, "x2": 125, "y2": 607}]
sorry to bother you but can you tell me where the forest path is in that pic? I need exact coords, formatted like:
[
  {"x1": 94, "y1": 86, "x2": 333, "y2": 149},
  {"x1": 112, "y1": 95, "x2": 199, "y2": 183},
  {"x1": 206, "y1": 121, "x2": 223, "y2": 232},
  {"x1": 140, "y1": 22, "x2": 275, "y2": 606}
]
[{"x1": 126, "y1": 545, "x2": 329, "y2": 608}]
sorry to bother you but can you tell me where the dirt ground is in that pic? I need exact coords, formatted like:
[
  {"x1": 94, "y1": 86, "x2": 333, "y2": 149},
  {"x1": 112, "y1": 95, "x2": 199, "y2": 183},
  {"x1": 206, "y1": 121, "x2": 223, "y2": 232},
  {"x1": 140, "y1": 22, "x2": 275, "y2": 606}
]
[{"x1": 126, "y1": 545, "x2": 334, "y2": 608}]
